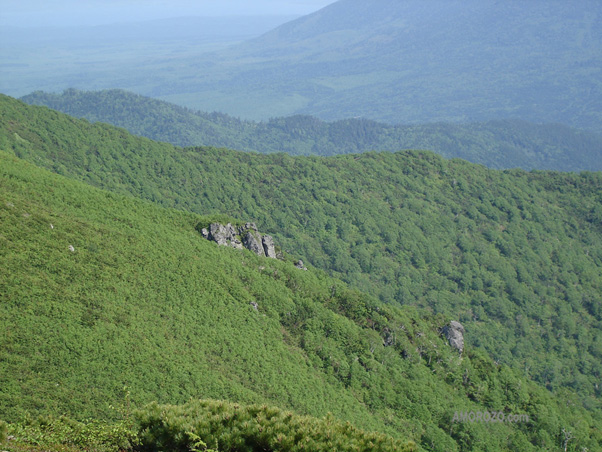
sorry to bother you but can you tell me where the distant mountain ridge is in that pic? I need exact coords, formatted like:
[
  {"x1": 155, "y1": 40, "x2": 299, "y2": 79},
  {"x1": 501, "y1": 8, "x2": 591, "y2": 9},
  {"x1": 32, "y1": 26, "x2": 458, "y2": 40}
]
[
  {"x1": 151, "y1": 0, "x2": 602, "y2": 130},
  {"x1": 5, "y1": 1, "x2": 601, "y2": 131},
  {"x1": 21, "y1": 89, "x2": 602, "y2": 171}
]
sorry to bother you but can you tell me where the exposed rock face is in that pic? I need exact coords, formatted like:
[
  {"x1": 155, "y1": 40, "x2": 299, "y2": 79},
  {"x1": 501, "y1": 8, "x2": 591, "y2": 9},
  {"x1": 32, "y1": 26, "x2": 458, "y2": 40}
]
[
  {"x1": 443, "y1": 321, "x2": 465, "y2": 353},
  {"x1": 201, "y1": 222, "x2": 276, "y2": 258},
  {"x1": 262, "y1": 235, "x2": 276, "y2": 259},
  {"x1": 242, "y1": 229, "x2": 264, "y2": 255},
  {"x1": 295, "y1": 260, "x2": 308, "y2": 271},
  {"x1": 207, "y1": 223, "x2": 243, "y2": 249},
  {"x1": 209, "y1": 223, "x2": 228, "y2": 245}
]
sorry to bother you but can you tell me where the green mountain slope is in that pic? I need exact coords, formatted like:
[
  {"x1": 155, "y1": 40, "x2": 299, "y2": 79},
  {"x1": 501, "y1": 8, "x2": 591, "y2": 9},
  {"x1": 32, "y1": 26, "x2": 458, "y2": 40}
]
[
  {"x1": 1, "y1": 94, "x2": 601, "y2": 420},
  {"x1": 21, "y1": 89, "x2": 602, "y2": 171},
  {"x1": 4, "y1": 151, "x2": 600, "y2": 451}
]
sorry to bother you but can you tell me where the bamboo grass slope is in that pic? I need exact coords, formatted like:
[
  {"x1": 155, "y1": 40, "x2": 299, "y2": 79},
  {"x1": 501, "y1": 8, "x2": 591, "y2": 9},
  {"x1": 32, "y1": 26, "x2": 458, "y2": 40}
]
[
  {"x1": 1, "y1": 98, "x2": 602, "y2": 449},
  {"x1": 0, "y1": 400, "x2": 417, "y2": 452},
  {"x1": 1, "y1": 94, "x2": 602, "y2": 413},
  {"x1": 1, "y1": 152, "x2": 600, "y2": 451}
]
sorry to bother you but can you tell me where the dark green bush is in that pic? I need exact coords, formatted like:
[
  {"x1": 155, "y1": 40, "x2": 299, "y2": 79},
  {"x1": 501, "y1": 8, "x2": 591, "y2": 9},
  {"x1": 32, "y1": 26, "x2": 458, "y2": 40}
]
[{"x1": 135, "y1": 400, "x2": 416, "y2": 452}]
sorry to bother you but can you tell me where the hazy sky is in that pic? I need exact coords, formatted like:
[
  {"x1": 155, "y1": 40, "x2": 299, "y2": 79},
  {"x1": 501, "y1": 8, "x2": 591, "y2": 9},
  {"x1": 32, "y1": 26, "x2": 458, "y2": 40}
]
[{"x1": 1, "y1": 0, "x2": 338, "y2": 27}]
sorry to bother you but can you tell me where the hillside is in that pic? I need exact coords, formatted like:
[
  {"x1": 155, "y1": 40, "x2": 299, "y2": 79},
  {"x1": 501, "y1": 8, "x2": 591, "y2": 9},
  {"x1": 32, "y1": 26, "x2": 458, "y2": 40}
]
[
  {"x1": 151, "y1": 0, "x2": 602, "y2": 131},
  {"x1": 2, "y1": 94, "x2": 602, "y2": 419},
  {"x1": 4, "y1": 150, "x2": 600, "y2": 451},
  {"x1": 21, "y1": 89, "x2": 602, "y2": 171}
]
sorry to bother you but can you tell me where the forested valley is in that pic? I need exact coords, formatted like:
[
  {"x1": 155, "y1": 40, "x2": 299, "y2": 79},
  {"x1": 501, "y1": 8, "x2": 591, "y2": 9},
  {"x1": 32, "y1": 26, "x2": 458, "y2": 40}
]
[
  {"x1": 21, "y1": 89, "x2": 602, "y2": 172},
  {"x1": 1, "y1": 94, "x2": 601, "y2": 451}
]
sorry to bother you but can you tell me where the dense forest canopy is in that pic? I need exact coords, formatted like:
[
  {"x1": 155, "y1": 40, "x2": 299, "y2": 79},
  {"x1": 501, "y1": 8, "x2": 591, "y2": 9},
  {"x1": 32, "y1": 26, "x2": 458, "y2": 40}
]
[
  {"x1": 21, "y1": 89, "x2": 602, "y2": 171},
  {"x1": 4, "y1": 149, "x2": 600, "y2": 451},
  {"x1": 2, "y1": 96, "x2": 601, "y2": 427}
]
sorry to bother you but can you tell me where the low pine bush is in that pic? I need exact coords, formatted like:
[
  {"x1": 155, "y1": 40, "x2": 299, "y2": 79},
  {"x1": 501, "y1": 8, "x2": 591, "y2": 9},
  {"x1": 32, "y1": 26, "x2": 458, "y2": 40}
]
[{"x1": 134, "y1": 400, "x2": 416, "y2": 452}]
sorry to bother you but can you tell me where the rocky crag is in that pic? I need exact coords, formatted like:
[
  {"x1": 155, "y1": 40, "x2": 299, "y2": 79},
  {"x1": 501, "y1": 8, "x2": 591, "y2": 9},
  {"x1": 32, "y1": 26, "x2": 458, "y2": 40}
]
[
  {"x1": 443, "y1": 321, "x2": 465, "y2": 353},
  {"x1": 200, "y1": 222, "x2": 277, "y2": 258}
]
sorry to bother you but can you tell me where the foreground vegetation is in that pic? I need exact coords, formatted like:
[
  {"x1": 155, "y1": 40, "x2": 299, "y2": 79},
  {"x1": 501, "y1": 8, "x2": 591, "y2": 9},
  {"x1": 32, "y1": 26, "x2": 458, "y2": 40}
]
[
  {"x1": 21, "y1": 89, "x2": 602, "y2": 171},
  {"x1": 1, "y1": 150, "x2": 600, "y2": 451},
  {"x1": 135, "y1": 400, "x2": 416, "y2": 452},
  {"x1": 0, "y1": 400, "x2": 415, "y2": 452}
]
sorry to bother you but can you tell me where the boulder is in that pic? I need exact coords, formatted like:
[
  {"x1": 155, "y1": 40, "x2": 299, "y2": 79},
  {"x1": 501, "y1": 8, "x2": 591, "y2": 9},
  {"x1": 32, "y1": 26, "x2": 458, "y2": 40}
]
[
  {"x1": 200, "y1": 221, "x2": 289, "y2": 260},
  {"x1": 242, "y1": 229, "x2": 265, "y2": 256},
  {"x1": 209, "y1": 223, "x2": 231, "y2": 246},
  {"x1": 262, "y1": 235, "x2": 277, "y2": 258},
  {"x1": 228, "y1": 225, "x2": 244, "y2": 249},
  {"x1": 295, "y1": 260, "x2": 308, "y2": 271},
  {"x1": 227, "y1": 223, "x2": 238, "y2": 236},
  {"x1": 443, "y1": 321, "x2": 465, "y2": 353},
  {"x1": 201, "y1": 227, "x2": 209, "y2": 239},
  {"x1": 206, "y1": 223, "x2": 242, "y2": 249}
]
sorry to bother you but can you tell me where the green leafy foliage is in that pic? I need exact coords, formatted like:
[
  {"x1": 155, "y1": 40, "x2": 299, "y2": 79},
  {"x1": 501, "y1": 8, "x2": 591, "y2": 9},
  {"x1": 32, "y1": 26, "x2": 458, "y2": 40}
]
[
  {"x1": 3, "y1": 416, "x2": 136, "y2": 452},
  {"x1": 195, "y1": 214, "x2": 247, "y2": 232},
  {"x1": 0, "y1": 420, "x2": 7, "y2": 443},
  {"x1": 21, "y1": 89, "x2": 602, "y2": 171}
]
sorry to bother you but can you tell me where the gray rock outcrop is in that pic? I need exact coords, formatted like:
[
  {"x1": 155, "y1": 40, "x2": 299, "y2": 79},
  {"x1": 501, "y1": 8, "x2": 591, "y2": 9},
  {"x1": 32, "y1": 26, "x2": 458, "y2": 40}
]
[
  {"x1": 201, "y1": 228, "x2": 209, "y2": 239},
  {"x1": 200, "y1": 222, "x2": 277, "y2": 258},
  {"x1": 242, "y1": 229, "x2": 264, "y2": 256},
  {"x1": 443, "y1": 321, "x2": 465, "y2": 353},
  {"x1": 262, "y1": 235, "x2": 277, "y2": 259},
  {"x1": 295, "y1": 260, "x2": 308, "y2": 271},
  {"x1": 207, "y1": 223, "x2": 243, "y2": 249}
]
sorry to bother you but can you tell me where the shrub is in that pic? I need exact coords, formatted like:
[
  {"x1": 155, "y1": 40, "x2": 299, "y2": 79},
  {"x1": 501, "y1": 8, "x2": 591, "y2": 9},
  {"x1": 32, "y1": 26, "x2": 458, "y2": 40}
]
[{"x1": 134, "y1": 400, "x2": 416, "y2": 452}]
